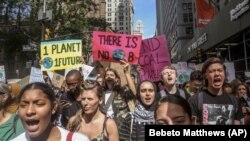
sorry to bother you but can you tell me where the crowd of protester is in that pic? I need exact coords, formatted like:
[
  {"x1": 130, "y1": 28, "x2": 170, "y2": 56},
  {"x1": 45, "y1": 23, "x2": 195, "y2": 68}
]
[{"x1": 1, "y1": 57, "x2": 250, "y2": 141}]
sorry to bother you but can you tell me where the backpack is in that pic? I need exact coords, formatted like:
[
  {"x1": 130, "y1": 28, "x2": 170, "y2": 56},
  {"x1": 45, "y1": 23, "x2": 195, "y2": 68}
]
[{"x1": 160, "y1": 89, "x2": 186, "y2": 99}]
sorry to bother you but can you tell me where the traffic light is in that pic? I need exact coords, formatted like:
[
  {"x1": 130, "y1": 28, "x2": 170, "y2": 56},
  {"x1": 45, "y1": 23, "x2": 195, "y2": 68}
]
[
  {"x1": 44, "y1": 28, "x2": 51, "y2": 40},
  {"x1": 196, "y1": 48, "x2": 202, "y2": 63}
]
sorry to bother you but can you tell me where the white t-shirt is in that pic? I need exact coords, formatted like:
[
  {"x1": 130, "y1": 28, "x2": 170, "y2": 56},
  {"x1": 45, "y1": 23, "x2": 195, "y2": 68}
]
[
  {"x1": 105, "y1": 91, "x2": 114, "y2": 118},
  {"x1": 10, "y1": 126, "x2": 89, "y2": 141}
]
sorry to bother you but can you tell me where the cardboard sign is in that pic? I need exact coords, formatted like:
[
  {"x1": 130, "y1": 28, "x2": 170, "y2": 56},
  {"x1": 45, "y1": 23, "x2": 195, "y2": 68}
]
[
  {"x1": 0, "y1": 65, "x2": 6, "y2": 82},
  {"x1": 40, "y1": 40, "x2": 82, "y2": 71},
  {"x1": 224, "y1": 62, "x2": 235, "y2": 82},
  {"x1": 139, "y1": 35, "x2": 171, "y2": 82},
  {"x1": 29, "y1": 67, "x2": 45, "y2": 83},
  {"x1": 82, "y1": 64, "x2": 94, "y2": 81},
  {"x1": 52, "y1": 72, "x2": 64, "y2": 88},
  {"x1": 92, "y1": 31, "x2": 142, "y2": 64},
  {"x1": 17, "y1": 75, "x2": 30, "y2": 89}
]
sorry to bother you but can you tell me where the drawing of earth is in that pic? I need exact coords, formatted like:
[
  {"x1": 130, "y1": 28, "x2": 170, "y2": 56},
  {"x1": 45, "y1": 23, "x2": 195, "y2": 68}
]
[
  {"x1": 43, "y1": 57, "x2": 53, "y2": 69},
  {"x1": 178, "y1": 73, "x2": 189, "y2": 84},
  {"x1": 112, "y1": 49, "x2": 125, "y2": 61}
]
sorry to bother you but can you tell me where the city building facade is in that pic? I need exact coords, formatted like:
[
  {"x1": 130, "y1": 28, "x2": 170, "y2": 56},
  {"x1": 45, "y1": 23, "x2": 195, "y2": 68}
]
[
  {"x1": 173, "y1": 0, "x2": 250, "y2": 80},
  {"x1": 156, "y1": 0, "x2": 194, "y2": 61},
  {"x1": 106, "y1": 0, "x2": 134, "y2": 34}
]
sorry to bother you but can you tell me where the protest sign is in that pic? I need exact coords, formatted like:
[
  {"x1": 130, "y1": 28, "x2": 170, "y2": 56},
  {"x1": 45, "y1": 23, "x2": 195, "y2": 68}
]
[
  {"x1": 40, "y1": 40, "x2": 82, "y2": 71},
  {"x1": 139, "y1": 35, "x2": 171, "y2": 82},
  {"x1": 0, "y1": 65, "x2": 6, "y2": 82},
  {"x1": 29, "y1": 67, "x2": 45, "y2": 83},
  {"x1": 92, "y1": 31, "x2": 142, "y2": 64},
  {"x1": 224, "y1": 62, "x2": 235, "y2": 82},
  {"x1": 46, "y1": 71, "x2": 54, "y2": 82},
  {"x1": 52, "y1": 72, "x2": 64, "y2": 88},
  {"x1": 82, "y1": 64, "x2": 94, "y2": 81},
  {"x1": 17, "y1": 75, "x2": 30, "y2": 89}
]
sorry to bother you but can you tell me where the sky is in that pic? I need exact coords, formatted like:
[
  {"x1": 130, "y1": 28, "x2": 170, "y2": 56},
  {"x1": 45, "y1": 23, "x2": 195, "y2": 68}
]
[{"x1": 133, "y1": 0, "x2": 156, "y2": 39}]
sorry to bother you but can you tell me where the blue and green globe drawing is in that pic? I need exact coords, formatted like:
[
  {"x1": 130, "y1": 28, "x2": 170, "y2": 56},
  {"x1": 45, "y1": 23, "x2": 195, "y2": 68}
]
[
  {"x1": 178, "y1": 73, "x2": 189, "y2": 84},
  {"x1": 112, "y1": 49, "x2": 125, "y2": 61},
  {"x1": 43, "y1": 57, "x2": 53, "y2": 69}
]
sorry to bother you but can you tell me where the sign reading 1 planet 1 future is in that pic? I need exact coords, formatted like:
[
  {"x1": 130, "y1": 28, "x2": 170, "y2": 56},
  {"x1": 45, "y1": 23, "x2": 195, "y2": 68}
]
[
  {"x1": 92, "y1": 31, "x2": 142, "y2": 64},
  {"x1": 40, "y1": 40, "x2": 82, "y2": 71}
]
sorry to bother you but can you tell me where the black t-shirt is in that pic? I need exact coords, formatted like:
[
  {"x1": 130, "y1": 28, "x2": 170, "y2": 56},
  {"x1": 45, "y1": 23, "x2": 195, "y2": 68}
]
[
  {"x1": 59, "y1": 93, "x2": 81, "y2": 127},
  {"x1": 188, "y1": 90, "x2": 242, "y2": 125},
  {"x1": 159, "y1": 88, "x2": 190, "y2": 100}
]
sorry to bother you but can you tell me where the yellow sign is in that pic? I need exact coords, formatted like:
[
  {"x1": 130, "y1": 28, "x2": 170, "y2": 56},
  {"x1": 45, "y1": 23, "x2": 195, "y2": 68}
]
[{"x1": 40, "y1": 40, "x2": 82, "y2": 71}]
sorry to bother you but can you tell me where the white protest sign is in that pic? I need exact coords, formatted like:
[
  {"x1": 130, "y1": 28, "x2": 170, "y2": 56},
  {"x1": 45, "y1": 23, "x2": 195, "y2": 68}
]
[
  {"x1": 82, "y1": 64, "x2": 94, "y2": 81},
  {"x1": 224, "y1": 62, "x2": 235, "y2": 82},
  {"x1": 29, "y1": 67, "x2": 45, "y2": 83},
  {"x1": 0, "y1": 66, "x2": 6, "y2": 82},
  {"x1": 46, "y1": 71, "x2": 54, "y2": 81}
]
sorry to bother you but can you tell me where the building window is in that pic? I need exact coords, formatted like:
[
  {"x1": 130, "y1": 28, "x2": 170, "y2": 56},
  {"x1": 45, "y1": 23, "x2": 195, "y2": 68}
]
[
  {"x1": 120, "y1": 22, "x2": 123, "y2": 25},
  {"x1": 182, "y1": 3, "x2": 187, "y2": 10},
  {"x1": 108, "y1": 13, "x2": 111, "y2": 16},
  {"x1": 120, "y1": 27, "x2": 124, "y2": 30},
  {"x1": 183, "y1": 13, "x2": 188, "y2": 23},
  {"x1": 108, "y1": 4, "x2": 111, "y2": 7},
  {"x1": 108, "y1": 8, "x2": 111, "y2": 11},
  {"x1": 189, "y1": 13, "x2": 193, "y2": 22},
  {"x1": 186, "y1": 27, "x2": 193, "y2": 35},
  {"x1": 188, "y1": 3, "x2": 192, "y2": 10}
]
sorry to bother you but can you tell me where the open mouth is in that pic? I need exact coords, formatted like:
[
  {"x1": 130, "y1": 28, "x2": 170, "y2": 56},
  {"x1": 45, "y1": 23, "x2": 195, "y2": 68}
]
[
  {"x1": 25, "y1": 119, "x2": 40, "y2": 132},
  {"x1": 213, "y1": 78, "x2": 222, "y2": 86},
  {"x1": 168, "y1": 77, "x2": 173, "y2": 81},
  {"x1": 145, "y1": 98, "x2": 152, "y2": 102}
]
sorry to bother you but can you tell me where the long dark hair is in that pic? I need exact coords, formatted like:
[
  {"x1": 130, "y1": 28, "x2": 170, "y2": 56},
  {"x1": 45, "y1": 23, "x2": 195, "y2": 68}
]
[
  {"x1": 104, "y1": 68, "x2": 121, "y2": 91},
  {"x1": 18, "y1": 82, "x2": 58, "y2": 122}
]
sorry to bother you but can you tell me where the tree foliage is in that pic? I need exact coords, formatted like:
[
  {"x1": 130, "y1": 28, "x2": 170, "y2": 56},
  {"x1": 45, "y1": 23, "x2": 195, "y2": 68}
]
[{"x1": 30, "y1": 0, "x2": 109, "y2": 39}]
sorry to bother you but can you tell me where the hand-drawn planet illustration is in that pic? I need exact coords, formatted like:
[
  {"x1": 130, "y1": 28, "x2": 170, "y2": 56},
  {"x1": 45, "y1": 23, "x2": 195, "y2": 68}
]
[
  {"x1": 112, "y1": 49, "x2": 125, "y2": 61},
  {"x1": 43, "y1": 57, "x2": 53, "y2": 69}
]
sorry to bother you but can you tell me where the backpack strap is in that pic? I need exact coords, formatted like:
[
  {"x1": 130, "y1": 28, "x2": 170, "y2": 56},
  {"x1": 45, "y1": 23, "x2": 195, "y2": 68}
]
[
  {"x1": 66, "y1": 131, "x2": 74, "y2": 141},
  {"x1": 227, "y1": 94, "x2": 238, "y2": 113},
  {"x1": 179, "y1": 89, "x2": 186, "y2": 99},
  {"x1": 198, "y1": 91, "x2": 203, "y2": 112},
  {"x1": 197, "y1": 91, "x2": 204, "y2": 124}
]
